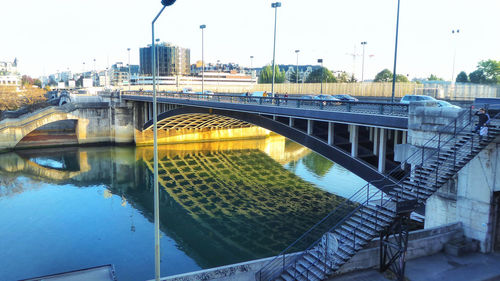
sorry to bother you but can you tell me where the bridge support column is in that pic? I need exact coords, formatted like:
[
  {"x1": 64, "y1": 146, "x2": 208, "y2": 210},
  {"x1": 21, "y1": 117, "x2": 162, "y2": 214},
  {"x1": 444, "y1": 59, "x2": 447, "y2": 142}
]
[
  {"x1": 328, "y1": 122, "x2": 335, "y2": 145},
  {"x1": 369, "y1": 127, "x2": 374, "y2": 142},
  {"x1": 374, "y1": 128, "x2": 379, "y2": 156},
  {"x1": 307, "y1": 120, "x2": 313, "y2": 135},
  {"x1": 402, "y1": 131, "x2": 407, "y2": 144},
  {"x1": 378, "y1": 128, "x2": 387, "y2": 173},
  {"x1": 144, "y1": 103, "x2": 148, "y2": 123},
  {"x1": 149, "y1": 103, "x2": 153, "y2": 120},
  {"x1": 350, "y1": 125, "x2": 358, "y2": 158},
  {"x1": 289, "y1": 117, "x2": 294, "y2": 127},
  {"x1": 394, "y1": 130, "x2": 400, "y2": 151},
  {"x1": 273, "y1": 115, "x2": 277, "y2": 121}
]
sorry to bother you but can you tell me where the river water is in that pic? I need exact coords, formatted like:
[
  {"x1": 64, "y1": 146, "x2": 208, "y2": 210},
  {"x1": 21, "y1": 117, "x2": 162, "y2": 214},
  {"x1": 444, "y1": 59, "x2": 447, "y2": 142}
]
[{"x1": 0, "y1": 135, "x2": 365, "y2": 281}]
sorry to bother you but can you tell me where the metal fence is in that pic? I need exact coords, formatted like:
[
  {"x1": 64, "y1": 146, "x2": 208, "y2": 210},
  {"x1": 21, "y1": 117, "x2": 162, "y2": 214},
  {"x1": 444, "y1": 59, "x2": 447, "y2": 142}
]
[
  {"x1": 122, "y1": 91, "x2": 410, "y2": 117},
  {"x1": 123, "y1": 82, "x2": 500, "y2": 101}
]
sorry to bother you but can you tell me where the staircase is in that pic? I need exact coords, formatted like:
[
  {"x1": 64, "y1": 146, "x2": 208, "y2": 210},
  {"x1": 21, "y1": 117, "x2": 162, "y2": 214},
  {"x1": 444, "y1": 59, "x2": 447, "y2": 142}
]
[{"x1": 257, "y1": 108, "x2": 500, "y2": 281}]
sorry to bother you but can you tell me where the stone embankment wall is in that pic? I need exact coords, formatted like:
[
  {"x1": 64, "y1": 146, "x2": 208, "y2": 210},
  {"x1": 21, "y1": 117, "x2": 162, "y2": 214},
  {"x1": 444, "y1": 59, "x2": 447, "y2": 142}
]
[{"x1": 151, "y1": 223, "x2": 463, "y2": 281}]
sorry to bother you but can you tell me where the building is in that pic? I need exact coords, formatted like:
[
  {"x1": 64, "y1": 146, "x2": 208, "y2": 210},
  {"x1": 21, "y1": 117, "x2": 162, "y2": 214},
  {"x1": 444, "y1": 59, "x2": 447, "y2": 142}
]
[
  {"x1": 109, "y1": 62, "x2": 139, "y2": 86},
  {"x1": 140, "y1": 43, "x2": 190, "y2": 77},
  {"x1": 0, "y1": 75, "x2": 20, "y2": 86},
  {"x1": 0, "y1": 58, "x2": 18, "y2": 74},
  {"x1": 0, "y1": 58, "x2": 20, "y2": 87}
]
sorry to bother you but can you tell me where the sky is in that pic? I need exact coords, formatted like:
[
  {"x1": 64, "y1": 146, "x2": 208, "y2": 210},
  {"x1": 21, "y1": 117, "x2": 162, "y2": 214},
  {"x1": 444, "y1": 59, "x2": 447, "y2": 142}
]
[{"x1": 1, "y1": 0, "x2": 499, "y2": 81}]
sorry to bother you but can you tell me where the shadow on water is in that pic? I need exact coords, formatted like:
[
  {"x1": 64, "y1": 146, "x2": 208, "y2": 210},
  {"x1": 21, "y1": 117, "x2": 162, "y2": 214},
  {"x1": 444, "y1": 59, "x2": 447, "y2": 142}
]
[{"x1": 0, "y1": 136, "x2": 357, "y2": 276}]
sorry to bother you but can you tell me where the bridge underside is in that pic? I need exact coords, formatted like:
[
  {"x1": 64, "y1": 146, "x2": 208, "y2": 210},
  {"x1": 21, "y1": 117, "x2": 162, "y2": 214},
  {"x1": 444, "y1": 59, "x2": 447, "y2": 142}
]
[{"x1": 140, "y1": 106, "x2": 402, "y2": 189}]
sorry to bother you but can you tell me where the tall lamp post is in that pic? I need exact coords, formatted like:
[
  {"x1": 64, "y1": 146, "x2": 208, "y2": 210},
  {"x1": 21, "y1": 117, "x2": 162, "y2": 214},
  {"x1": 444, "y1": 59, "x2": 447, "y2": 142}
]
[
  {"x1": 360, "y1": 41, "x2": 367, "y2": 82},
  {"x1": 391, "y1": 0, "x2": 401, "y2": 103},
  {"x1": 295, "y1": 50, "x2": 300, "y2": 93},
  {"x1": 451, "y1": 29, "x2": 460, "y2": 83},
  {"x1": 127, "y1": 48, "x2": 131, "y2": 91},
  {"x1": 318, "y1": 59, "x2": 324, "y2": 94},
  {"x1": 250, "y1": 55, "x2": 254, "y2": 73},
  {"x1": 151, "y1": 1, "x2": 176, "y2": 280},
  {"x1": 271, "y1": 2, "x2": 281, "y2": 96},
  {"x1": 156, "y1": 38, "x2": 160, "y2": 91},
  {"x1": 200, "y1": 24, "x2": 206, "y2": 94}
]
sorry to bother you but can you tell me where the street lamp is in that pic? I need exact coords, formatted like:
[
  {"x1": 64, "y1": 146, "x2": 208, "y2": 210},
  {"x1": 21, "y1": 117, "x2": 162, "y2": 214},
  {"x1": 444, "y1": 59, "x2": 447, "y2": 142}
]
[
  {"x1": 93, "y1": 58, "x2": 96, "y2": 86},
  {"x1": 271, "y1": 2, "x2": 281, "y2": 96},
  {"x1": 200, "y1": 24, "x2": 206, "y2": 95},
  {"x1": 391, "y1": 0, "x2": 401, "y2": 103},
  {"x1": 151, "y1": 1, "x2": 176, "y2": 280},
  {"x1": 295, "y1": 50, "x2": 300, "y2": 93},
  {"x1": 127, "y1": 48, "x2": 131, "y2": 91},
  {"x1": 360, "y1": 41, "x2": 367, "y2": 82},
  {"x1": 451, "y1": 29, "x2": 460, "y2": 83},
  {"x1": 318, "y1": 58, "x2": 324, "y2": 94},
  {"x1": 156, "y1": 38, "x2": 160, "y2": 91}
]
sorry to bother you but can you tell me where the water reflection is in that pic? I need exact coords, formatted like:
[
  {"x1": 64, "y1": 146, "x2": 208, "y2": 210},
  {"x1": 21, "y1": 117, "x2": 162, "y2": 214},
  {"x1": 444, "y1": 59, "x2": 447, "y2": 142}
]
[{"x1": 0, "y1": 136, "x2": 362, "y2": 280}]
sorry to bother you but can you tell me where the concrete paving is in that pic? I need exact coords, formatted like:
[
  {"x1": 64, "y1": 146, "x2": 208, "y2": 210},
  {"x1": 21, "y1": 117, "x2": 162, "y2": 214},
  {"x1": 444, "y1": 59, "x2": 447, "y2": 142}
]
[{"x1": 330, "y1": 252, "x2": 500, "y2": 281}]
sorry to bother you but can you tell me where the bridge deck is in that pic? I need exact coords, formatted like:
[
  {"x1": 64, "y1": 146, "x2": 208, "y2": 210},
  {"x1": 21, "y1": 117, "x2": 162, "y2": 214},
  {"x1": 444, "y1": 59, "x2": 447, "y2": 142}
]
[{"x1": 122, "y1": 92, "x2": 408, "y2": 129}]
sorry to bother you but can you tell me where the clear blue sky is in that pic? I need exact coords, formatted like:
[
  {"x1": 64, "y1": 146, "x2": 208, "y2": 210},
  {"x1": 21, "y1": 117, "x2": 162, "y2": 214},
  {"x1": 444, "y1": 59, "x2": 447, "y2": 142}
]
[{"x1": 1, "y1": 0, "x2": 498, "y2": 81}]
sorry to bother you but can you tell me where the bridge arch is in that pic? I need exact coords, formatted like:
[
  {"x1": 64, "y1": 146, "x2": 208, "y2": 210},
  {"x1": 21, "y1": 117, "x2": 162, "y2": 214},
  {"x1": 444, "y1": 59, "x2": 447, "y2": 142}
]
[
  {"x1": 0, "y1": 108, "x2": 80, "y2": 150},
  {"x1": 143, "y1": 107, "x2": 395, "y2": 188}
]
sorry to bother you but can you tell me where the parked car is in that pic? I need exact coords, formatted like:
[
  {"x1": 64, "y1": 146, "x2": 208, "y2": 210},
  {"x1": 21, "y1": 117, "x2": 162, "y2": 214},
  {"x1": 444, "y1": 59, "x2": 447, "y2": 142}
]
[
  {"x1": 182, "y1": 88, "x2": 195, "y2": 94},
  {"x1": 314, "y1": 94, "x2": 340, "y2": 101},
  {"x1": 333, "y1": 94, "x2": 359, "y2": 102},
  {"x1": 400, "y1": 95, "x2": 436, "y2": 104},
  {"x1": 437, "y1": 100, "x2": 461, "y2": 109}
]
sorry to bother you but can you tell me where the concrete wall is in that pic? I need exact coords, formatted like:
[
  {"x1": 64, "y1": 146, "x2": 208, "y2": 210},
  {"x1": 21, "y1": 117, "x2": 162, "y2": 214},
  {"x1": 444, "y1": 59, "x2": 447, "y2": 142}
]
[
  {"x1": 425, "y1": 142, "x2": 500, "y2": 252},
  {"x1": 406, "y1": 102, "x2": 499, "y2": 253},
  {"x1": 151, "y1": 223, "x2": 463, "y2": 281}
]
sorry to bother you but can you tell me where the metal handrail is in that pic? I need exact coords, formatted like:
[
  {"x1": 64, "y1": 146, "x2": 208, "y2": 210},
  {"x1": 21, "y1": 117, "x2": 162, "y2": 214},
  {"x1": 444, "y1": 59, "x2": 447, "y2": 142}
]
[
  {"x1": 257, "y1": 107, "x2": 478, "y2": 280},
  {"x1": 120, "y1": 90, "x2": 410, "y2": 117}
]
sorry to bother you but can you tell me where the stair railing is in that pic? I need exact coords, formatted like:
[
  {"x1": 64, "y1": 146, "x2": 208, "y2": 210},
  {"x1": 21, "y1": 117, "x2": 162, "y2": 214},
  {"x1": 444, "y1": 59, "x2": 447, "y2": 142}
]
[{"x1": 257, "y1": 106, "x2": 479, "y2": 281}]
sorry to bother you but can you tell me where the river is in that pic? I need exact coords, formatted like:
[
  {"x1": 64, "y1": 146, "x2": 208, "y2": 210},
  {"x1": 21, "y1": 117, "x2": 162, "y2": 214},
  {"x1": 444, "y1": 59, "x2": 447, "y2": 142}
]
[{"x1": 0, "y1": 135, "x2": 366, "y2": 281}]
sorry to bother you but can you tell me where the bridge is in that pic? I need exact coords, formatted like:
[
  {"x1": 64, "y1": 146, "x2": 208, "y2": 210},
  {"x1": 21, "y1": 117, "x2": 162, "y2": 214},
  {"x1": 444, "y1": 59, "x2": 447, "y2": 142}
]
[
  {"x1": 0, "y1": 92, "x2": 412, "y2": 189},
  {"x1": 119, "y1": 91, "x2": 412, "y2": 188}
]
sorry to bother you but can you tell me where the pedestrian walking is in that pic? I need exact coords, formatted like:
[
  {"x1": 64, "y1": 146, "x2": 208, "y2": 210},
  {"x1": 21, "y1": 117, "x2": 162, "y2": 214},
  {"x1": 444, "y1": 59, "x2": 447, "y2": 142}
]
[{"x1": 473, "y1": 108, "x2": 490, "y2": 141}]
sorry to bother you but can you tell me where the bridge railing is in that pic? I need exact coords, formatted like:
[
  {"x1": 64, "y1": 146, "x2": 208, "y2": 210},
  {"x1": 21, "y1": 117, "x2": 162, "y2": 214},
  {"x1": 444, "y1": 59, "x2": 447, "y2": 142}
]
[
  {"x1": 121, "y1": 91, "x2": 409, "y2": 117},
  {"x1": 256, "y1": 106, "x2": 479, "y2": 280}
]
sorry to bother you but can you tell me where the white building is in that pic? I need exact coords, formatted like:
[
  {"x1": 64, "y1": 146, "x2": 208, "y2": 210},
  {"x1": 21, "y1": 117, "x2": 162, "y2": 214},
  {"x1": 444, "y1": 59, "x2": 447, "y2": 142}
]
[{"x1": 0, "y1": 75, "x2": 20, "y2": 86}]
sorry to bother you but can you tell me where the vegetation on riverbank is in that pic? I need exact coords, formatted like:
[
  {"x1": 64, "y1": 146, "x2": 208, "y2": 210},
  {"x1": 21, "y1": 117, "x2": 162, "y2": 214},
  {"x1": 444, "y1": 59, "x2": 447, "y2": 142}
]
[{"x1": 0, "y1": 86, "x2": 47, "y2": 111}]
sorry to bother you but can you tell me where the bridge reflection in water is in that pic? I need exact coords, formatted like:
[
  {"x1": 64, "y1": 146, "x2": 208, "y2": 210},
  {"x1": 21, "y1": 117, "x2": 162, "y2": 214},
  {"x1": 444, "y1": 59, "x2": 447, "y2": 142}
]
[{"x1": 0, "y1": 136, "x2": 357, "y2": 278}]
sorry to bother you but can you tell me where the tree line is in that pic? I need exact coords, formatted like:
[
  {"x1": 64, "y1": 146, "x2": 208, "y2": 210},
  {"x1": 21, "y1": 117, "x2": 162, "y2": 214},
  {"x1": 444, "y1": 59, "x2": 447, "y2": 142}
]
[
  {"x1": 258, "y1": 65, "x2": 356, "y2": 84},
  {"x1": 259, "y1": 59, "x2": 499, "y2": 85}
]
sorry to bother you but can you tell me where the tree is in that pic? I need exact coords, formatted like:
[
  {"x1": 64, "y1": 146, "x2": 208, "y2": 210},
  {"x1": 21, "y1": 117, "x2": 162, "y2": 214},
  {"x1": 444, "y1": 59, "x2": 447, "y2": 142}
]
[
  {"x1": 428, "y1": 74, "x2": 443, "y2": 81},
  {"x1": 288, "y1": 69, "x2": 303, "y2": 83},
  {"x1": 456, "y1": 71, "x2": 469, "y2": 83},
  {"x1": 21, "y1": 75, "x2": 34, "y2": 87},
  {"x1": 336, "y1": 71, "x2": 356, "y2": 83},
  {"x1": 305, "y1": 67, "x2": 337, "y2": 83},
  {"x1": 396, "y1": 74, "x2": 409, "y2": 82},
  {"x1": 258, "y1": 65, "x2": 286, "y2": 84},
  {"x1": 33, "y1": 79, "x2": 42, "y2": 88},
  {"x1": 477, "y1": 59, "x2": 500, "y2": 84},
  {"x1": 469, "y1": 69, "x2": 486, "y2": 84},
  {"x1": 374, "y1": 69, "x2": 393, "y2": 82}
]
